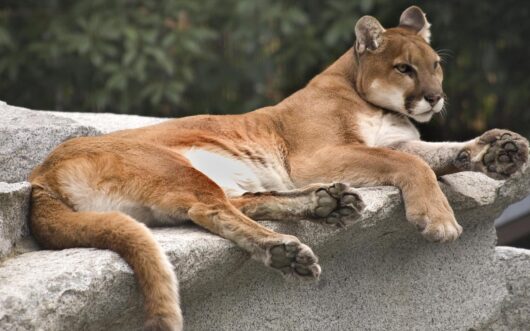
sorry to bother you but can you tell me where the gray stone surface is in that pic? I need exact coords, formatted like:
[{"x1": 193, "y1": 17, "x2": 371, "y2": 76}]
[
  {"x1": 0, "y1": 101, "x2": 167, "y2": 183},
  {"x1": 0, "y1": 181, "x2": 31, "y2": 260},
  {"x1": 0, "y1": 226, "x2": 247, "y2": 331},
  {"x1": 480, "y1": 246, "x2": 530, "y2": 331},
  {"x1": 1, "y1": 103, "x2": 529, "y2": 330},
  {"x1": 40, "y1": 110, "x2": 167, "y2": 134},
  {"x1": 183, "y1": 178, "x2": 510, "y2": 331}
]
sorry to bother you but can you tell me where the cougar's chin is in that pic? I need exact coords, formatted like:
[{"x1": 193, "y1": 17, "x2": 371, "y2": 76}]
[
  {"x1": 407, "y1": 97, "x2": 444, "y2": 122},
  {"x1": 410, "y1": 110, "x2": 434, "y2": 123}
]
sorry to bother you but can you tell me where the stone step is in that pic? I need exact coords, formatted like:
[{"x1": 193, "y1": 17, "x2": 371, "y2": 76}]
[{"x1": 0, "y1": 182, "x2": 31, "y2": 260}]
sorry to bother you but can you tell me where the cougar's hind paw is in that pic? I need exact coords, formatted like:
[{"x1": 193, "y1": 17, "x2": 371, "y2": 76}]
[
  {"x1": 314, "y1": 183, "x2": 365, "y2": 227},
  {"x1": 266, "y1": 239, "x2": 321, "y2": 280}
]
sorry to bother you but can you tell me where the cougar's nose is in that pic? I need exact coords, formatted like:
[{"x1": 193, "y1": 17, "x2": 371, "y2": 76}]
[{"x1": 424, "y1": 94, "x2": 442, "y2": 107}]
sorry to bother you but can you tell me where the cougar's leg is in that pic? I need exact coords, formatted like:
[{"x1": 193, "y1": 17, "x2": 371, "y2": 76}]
[
  {"x1": 389, "y1": 140, "x2": 469, "y2": 176},
  {"x1": 230, "y1": 183, "x2": 365, "y2": 227},
  {"x1": 289, "y1": 145, "x2": 462, "y2": 243},
  {"x1": 389, "y1": 129, "x2": 529, "y2": 178},
  {"x1": 186, "y1": 199, "x2": 321, "y2": 279}
]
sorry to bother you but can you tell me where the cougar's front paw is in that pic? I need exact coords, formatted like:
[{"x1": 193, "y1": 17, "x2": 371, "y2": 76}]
[
  {"x1": 407, "y1": 198, "x2": 463, "y2": 243},
  {"x1": 312, "y1": 183, "x2": 365, "y2": 227},
  {"x1": 457, "y1": 129, "x2": 529, "y2": 180},
  {"x1": 264, "y1": 237, "x2": 321, "y2": 280}
]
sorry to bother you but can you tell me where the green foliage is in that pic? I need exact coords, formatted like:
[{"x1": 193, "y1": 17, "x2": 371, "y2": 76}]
[{"x1": 0, "y1": 0, "x2": 528, "y2": 139}]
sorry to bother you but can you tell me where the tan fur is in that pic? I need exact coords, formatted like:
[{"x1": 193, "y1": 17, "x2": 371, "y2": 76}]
[{"x1": 29, "y1": 6, "x2": 528, "y2": 330}]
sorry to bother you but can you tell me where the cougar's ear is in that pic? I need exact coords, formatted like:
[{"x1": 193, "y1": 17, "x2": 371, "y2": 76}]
[
  {"x1": 355, "y1": 16, "x2": 385, "y2": 54},
  {"x1": 399, "y1": 6, "x2": 431, "y2": 43}
]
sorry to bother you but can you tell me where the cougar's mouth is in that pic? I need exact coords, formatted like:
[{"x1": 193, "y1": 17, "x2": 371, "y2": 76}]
[
  {"x1": 413, "y1": 108, "x2": 433, "y2": 115},
  {"x1": 405, "y1": 95, "x2": 444, "y2": 120}
]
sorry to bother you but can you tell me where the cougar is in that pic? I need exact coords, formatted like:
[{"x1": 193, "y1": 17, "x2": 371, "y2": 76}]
[{"x1": 29, "y1": 6, "x2": 528, "y2": 330}]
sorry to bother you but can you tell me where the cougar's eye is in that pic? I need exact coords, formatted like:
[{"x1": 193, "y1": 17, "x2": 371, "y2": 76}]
[
  {"x1": 434, "y1": 61, "x2": 440, "y2": 69},
  {"x1": 395, "y1": 63, "x2": 413, "y2": 75}
]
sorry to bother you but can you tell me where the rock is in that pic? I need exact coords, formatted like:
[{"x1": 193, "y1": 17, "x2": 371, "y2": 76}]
[
  {"x1": 0, "y1": 182, "x2": 32, "y2": 260},
  {"x1": 439, "y1": 171, "x2": 502, "y2": 210},
  {"x1": 0, "y1": 249, "x2": 141, "y2": 331},
  {"x1": 0, "y1": 226, "x2": 247, "y2": 331},
  {"x1": 480, "y1": 246, "x2": 530, "y2": 331},
  {"x1": 183, "y1": 186, "x2": 507, "y2": 331},
  {"x1": 40, "y1": 110, "x2": 167, "y2": 134}
]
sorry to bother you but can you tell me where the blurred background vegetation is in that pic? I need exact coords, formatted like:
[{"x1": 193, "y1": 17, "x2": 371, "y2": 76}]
[{"x1": 0, "y1": 0, "x2": 528, "y2": 141}]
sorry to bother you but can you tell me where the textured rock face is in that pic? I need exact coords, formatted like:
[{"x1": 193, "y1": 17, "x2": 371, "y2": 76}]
[
  {"x1": 40, "y1": 110, "x2": 167, "y2": 134},
  {"x1": 182, "y1": 179, "x2": 514, "y2": 331},
  {"x1": 0, "y1": 226, "x2": 248, "y2": 331},
  {"x1": 482, "y1": 247, "x2": 530, "y2": 331},
  {"x1": 0, "y1": 249, "x2": 143, "y2": 331},
  {"x1": 0, "y1": 182, "x2": 31, "y2": 260},
  {"x1": 0, "y1": 101, "x2": 529, "y2": 331}
]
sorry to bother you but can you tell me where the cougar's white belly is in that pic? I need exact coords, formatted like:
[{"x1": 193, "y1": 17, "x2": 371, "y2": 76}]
[{"x1": 183, "y1": 148, "x2": 294, "y2": 197}]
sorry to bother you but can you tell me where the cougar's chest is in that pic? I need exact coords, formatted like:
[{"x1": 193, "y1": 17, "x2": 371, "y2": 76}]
[
  {"x1": 356, "y1": 110, "x2": 420, "y2": 147},
  {"x1": 182, "y1": 147, "x2": 294, "y2": 197}
]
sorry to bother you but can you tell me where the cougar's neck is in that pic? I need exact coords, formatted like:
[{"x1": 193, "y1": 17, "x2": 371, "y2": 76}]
[
  {"x1": 301, "y1": 48, "x2": 361, "y2": 98},
  {"x1": 275, "y1": 47, "x2": 362, "y2": 110},
  {"x1": 321, "y1": 48, "x2": 359, "y2": 84}
]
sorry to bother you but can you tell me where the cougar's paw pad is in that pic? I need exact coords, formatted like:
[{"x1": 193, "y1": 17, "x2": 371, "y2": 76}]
[
  {"x1": 479, "y1": 129, "x2": 528, "y2": 179},
  {"x1": 267, "y1": 242, "x2": 321, "y2": 280},
  {"x1": 314, "y1": 183, "x2": 365, "y2": 227},
  {"x1": 314, "y1": 189, "x2": 338, "y2": 217}
]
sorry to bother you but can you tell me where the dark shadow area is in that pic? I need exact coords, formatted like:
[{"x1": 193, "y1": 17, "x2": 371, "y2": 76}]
[{"x1": 497, "y1": 216, "x2": 530, "y2": 249}]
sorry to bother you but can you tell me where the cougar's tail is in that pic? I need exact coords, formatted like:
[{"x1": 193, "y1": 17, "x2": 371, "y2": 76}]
[{"x1": 30, "y1": 185, "x2": 183, "y2": 331}]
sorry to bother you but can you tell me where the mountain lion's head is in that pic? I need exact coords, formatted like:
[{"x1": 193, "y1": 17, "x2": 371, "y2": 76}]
[{"x1": 354, "y1": 6, "x2": 443, "y2": 123}]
